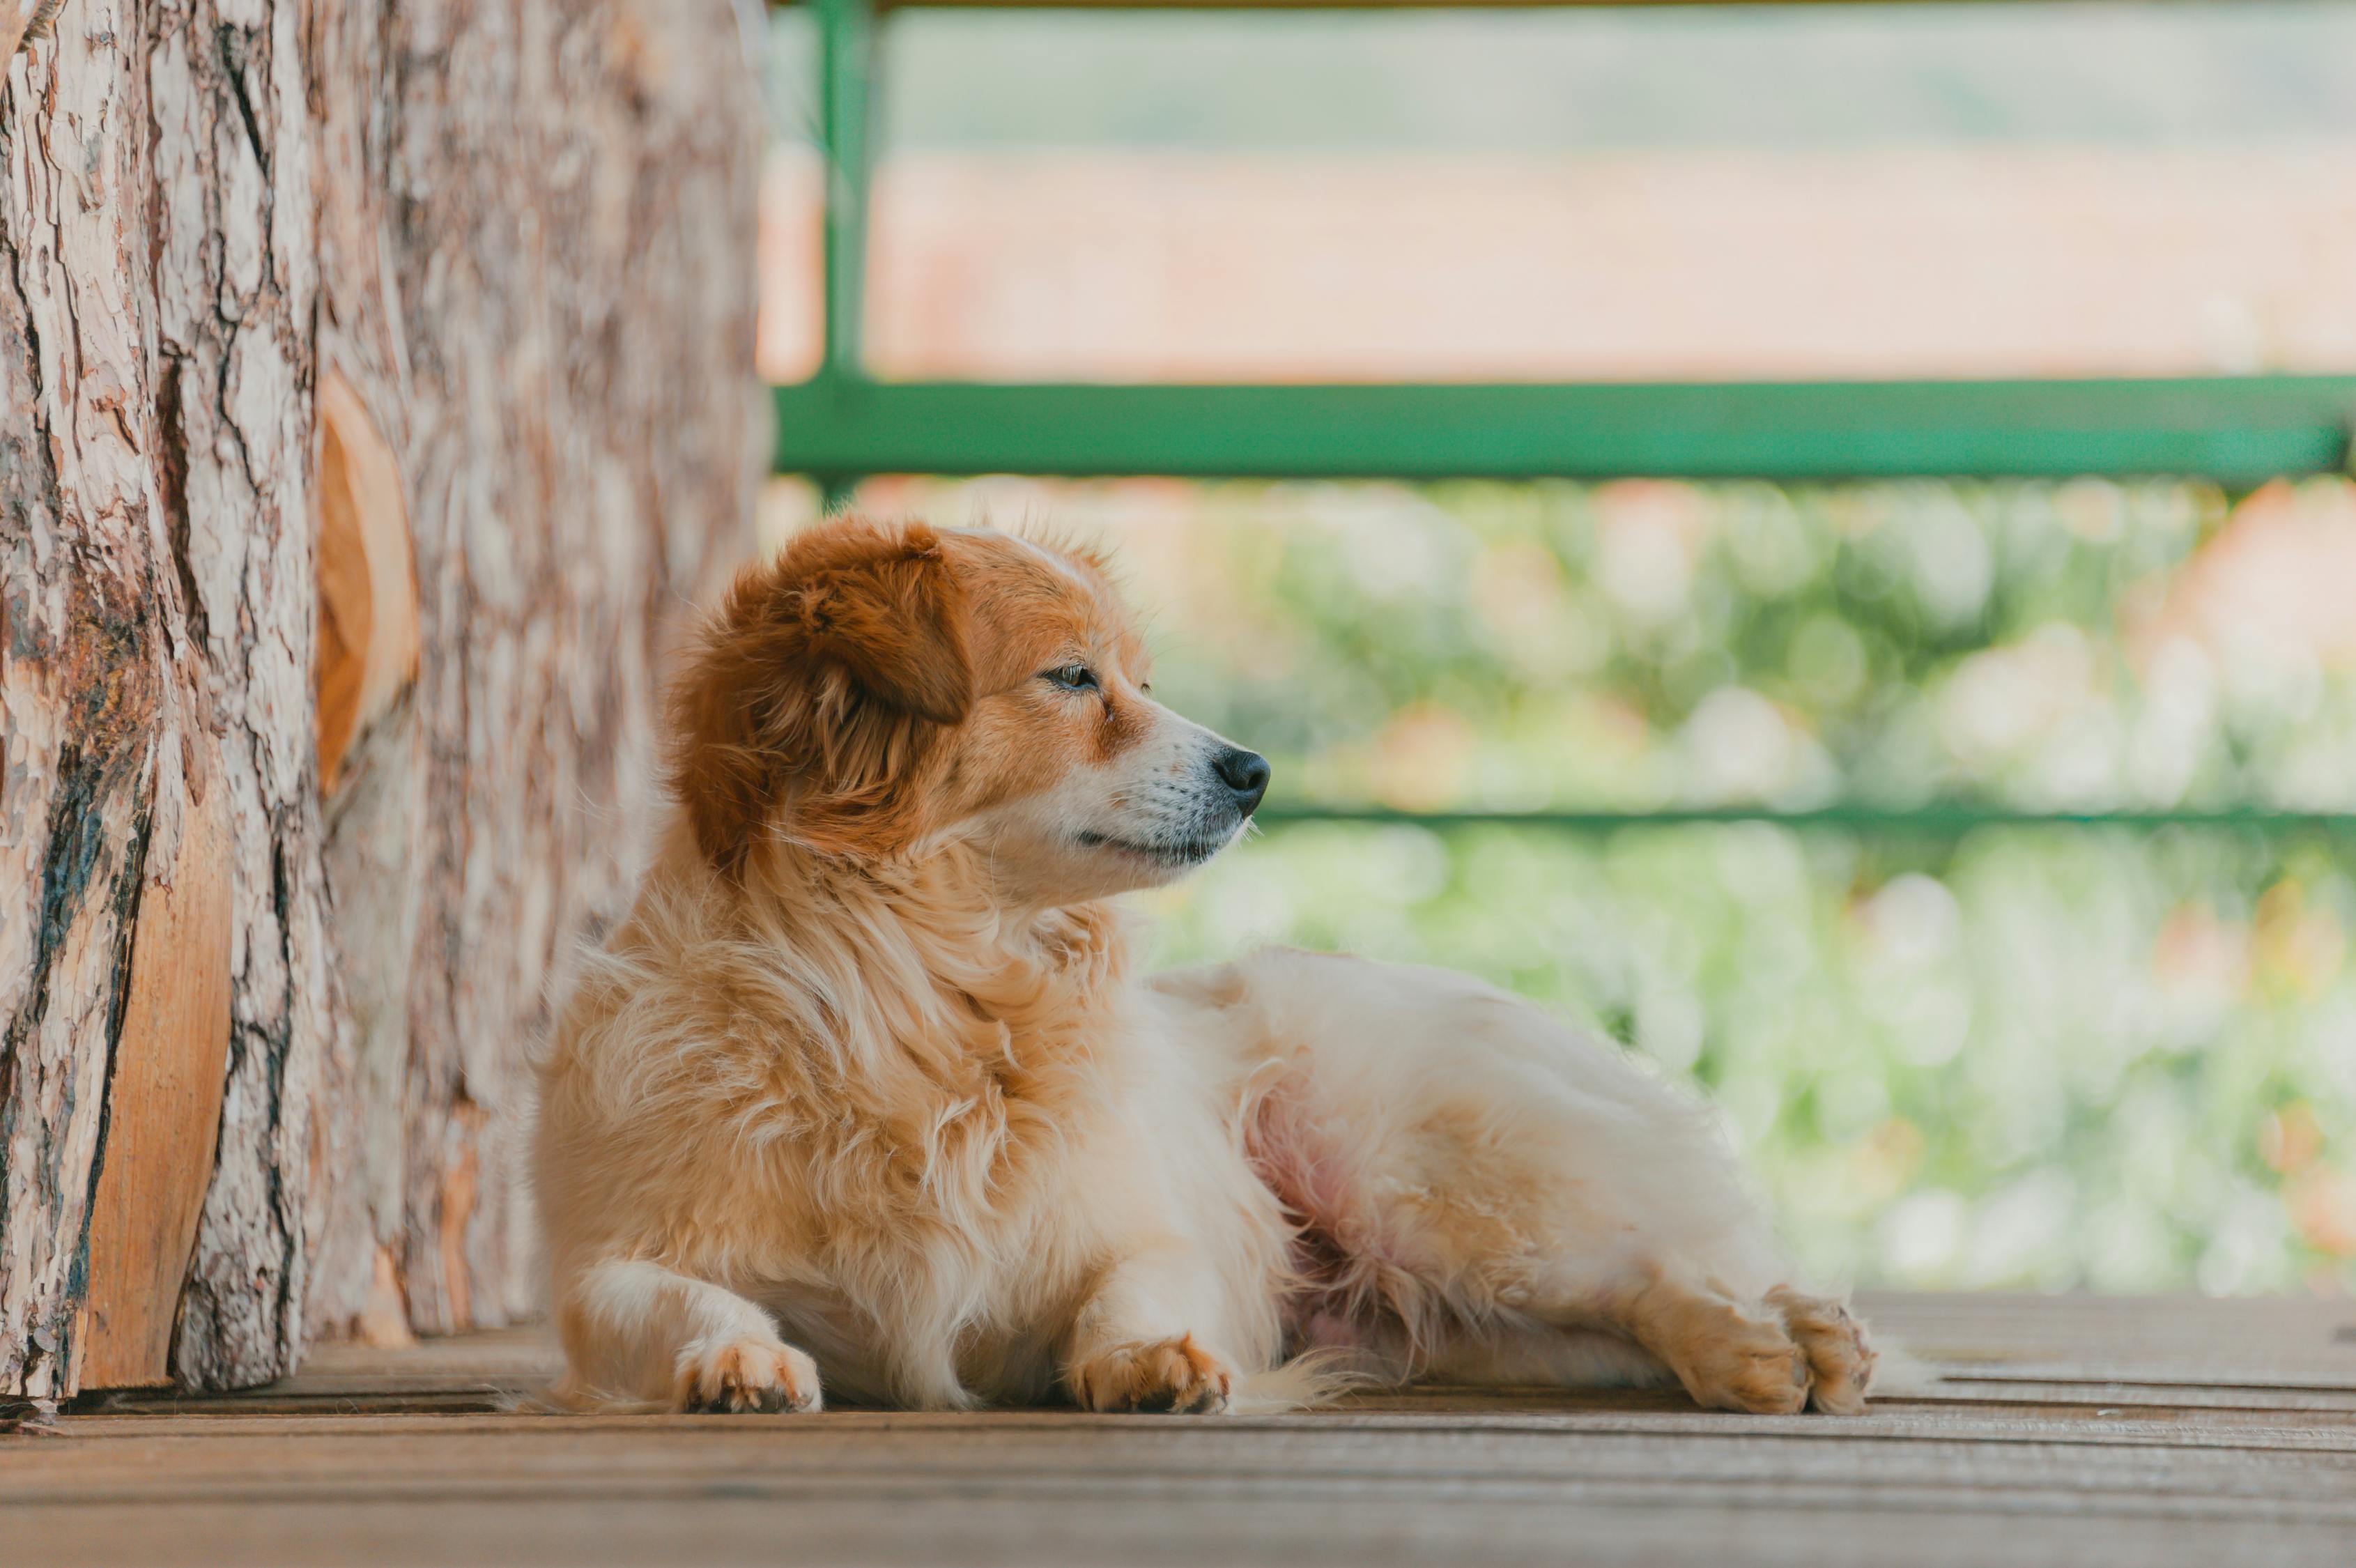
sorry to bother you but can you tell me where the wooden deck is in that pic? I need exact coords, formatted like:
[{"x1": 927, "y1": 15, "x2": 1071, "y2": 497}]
[{"x1": 9, "y1": 1293, "x2": 2356, "y2": 1566}]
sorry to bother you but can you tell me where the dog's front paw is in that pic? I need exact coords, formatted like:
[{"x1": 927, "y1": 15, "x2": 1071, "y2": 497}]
[
  {"x1": 1665, "y1": 1303, "x2": 1814, "y2": 1415},
  {"x1": 1068, "y1": 1333, "x2": 1233, "y2": 1414},
  {"x1": 672, "y1": 1336, "x2": 822, "y2": 1414},
  {"x1": 1768, "y1": 1287, "x2": 1877, "y2": 1415}
]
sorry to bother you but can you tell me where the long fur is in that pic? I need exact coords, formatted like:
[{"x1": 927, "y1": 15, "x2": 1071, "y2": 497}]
[{"x1": 532, "y1": 517, "x2": 1877, "y2": 1417}]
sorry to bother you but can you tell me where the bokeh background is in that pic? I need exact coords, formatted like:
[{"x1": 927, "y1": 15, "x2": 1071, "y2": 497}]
[{"x1": 758, "y1": 3, "x2": 2356, "y2": 1296}]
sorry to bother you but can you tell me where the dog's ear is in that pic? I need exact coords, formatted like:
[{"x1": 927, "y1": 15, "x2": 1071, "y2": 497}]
[{"x1": 671, "y1": 518, "x2": 973, "y2": 871}]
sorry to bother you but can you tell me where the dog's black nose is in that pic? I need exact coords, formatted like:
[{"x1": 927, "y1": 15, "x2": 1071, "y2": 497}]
[{"x1": 1212, "y1": 747, "x2": 1271, "y2": 815}]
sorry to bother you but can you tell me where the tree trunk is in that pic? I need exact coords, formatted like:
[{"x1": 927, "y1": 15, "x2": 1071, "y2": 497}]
[{"x1": 1, "y1": 0, "x2": 760, "y2": 1400}]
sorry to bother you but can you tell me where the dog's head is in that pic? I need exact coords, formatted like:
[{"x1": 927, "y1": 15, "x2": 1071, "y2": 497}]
[{"x1": 671, "y1": 516, "x2": 1268, "y2": 902}]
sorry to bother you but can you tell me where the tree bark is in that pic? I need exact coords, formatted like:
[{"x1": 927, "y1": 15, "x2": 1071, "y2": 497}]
[
  {"x1": 301, "y1": 0, "x2": 763, "y2": 1348},
  {"x1": 1, "y1": 0, "x2": 760, "y2": 1399}
]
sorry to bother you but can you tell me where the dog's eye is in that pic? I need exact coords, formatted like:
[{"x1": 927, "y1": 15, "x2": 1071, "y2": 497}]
[{"x1": 1042, "y1": 664, "x2": 1100, "y2": 693}]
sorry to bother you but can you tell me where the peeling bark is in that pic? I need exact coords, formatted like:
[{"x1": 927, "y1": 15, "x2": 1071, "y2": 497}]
[
  {"x1": 1, "y1": 0, "x2": 194, "y2": 1404},
  {"x1": 149, "y1": 0, "x2": 340, "y2": 1395},
  {"x1": 304, "y1": 0, "x2": 762, "y2": 1346},
  {"x1": 1, "y1": 0, "x2": 759, "y2": 1397}
]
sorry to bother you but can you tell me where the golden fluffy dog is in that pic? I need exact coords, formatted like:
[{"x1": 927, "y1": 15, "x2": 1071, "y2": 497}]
[{"x1": 532, "y1": 516, "x2": 1875, "y2": 1415}]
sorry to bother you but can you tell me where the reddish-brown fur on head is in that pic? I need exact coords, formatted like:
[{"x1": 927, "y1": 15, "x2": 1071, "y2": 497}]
[
  {"x1": 670, "y1": 517, "x2": 973, "y2": 870},
  {"x1": 671, "y1": 514, "x2": 1256, "y2": 902}
]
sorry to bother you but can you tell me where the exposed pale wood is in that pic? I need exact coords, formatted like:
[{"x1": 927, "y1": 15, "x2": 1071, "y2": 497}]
[
  {"x1": 312, "y1": 369, "x2": 418, "y2": 796},
  {"x1": 73, "y1": 754, "x2": 234, "y2": 1389},
  {"x1": 0, "y1": 1, "x2": 62, "y2": 62},
  {"x1": 10, "y1": 1297, "x2": 2356, "y2": 1567}
]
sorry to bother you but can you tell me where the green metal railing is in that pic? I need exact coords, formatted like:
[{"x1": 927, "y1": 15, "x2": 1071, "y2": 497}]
[{"x1": 773, "y1": 0, "x2": 2356, "y2": 838}]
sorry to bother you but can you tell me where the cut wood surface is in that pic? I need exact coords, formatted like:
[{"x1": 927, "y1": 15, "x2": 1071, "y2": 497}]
[
  {"x1": 9, "y1": 1293, "x2": 2356, "y2": 1567},
  {"x1": 312, "y1": 369, "x2": 419, "y2": 797},
  {"x1": 72, "y1": 756, "x2": 234, "y2": 1390}
]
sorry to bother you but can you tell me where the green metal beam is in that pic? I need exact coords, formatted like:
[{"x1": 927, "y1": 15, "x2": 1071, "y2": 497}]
[
  {"x1": 783, "y1": 0, "x2": 2356, "y2": 490},
  {"x1": 774, "y1": 376, "x2": 2356, "y2": 485},
  {"x1": 813, "y1": 0, "x2": 877, "y2": 508},
  {"x1": 775, "y1": 0, "x2": 2356, "y2": 833},
  {"x1": 846, "y1": 3, "x2": 2277, "y2": 12},
  {"x1": 816, "y1": 0, "x2": 872, "y2": 378},
  {"x1": 1249, "y1": 804, "x2": 2356, "y2": 833}
]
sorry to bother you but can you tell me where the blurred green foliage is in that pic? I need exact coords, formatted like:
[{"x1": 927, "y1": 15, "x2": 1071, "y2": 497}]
[
  {"x1": 1151, "y1": 819, "x2": 2355, "y2": 1296},
  {"x1": 849, "y1": 472, "x2": 2356, "y2": 1294}
]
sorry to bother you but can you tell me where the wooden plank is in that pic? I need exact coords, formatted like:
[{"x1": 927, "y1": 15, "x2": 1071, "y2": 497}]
[
  {"x1": 16, "y1": 1491, "x2": 2350, "y2": 1568},
  {"x1": 21, "y1": 1405, "x2": 2356, "y2": 1488},
  {"x1": 1857, "y1": 1292, "x2": 2356, "y2": 1391},
  {"x1": 20, "y1": 1297, "x2": 2356, "y2": 1568},
  {"x1": 120, "y1": 1293, "x2": 2356, "y2": 1405},
  {"x1": 65, "y1": 1293, "x2": 2356, "y2": 1412},
  {"x1": 1918, "y1": 1381, "x2": 2356, "y2": 1415},
  {"x1": 40, "y1": 1400, "x2": 2356, "y2": 1453}
]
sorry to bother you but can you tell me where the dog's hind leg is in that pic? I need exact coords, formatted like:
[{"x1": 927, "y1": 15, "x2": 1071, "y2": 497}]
[
  {"x1": 1550, "y1": 1268, "x2": 1876, "y2": 1415},
  {"x1": 1223, "y1": 947, "x2": 1875, "y2": 1413},
  {"x1": 555, "y1": 1257, "x2": 823, "y2": 1413}
]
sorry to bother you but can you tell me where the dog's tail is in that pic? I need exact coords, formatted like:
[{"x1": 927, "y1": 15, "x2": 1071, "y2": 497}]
[
  {"x1": 1860, "y1": 1339, "x2": 1941, "y2": 1401},
  {"x1": 1228, "y1": 1347, "x2": 1371, "y2": 1414},
  {"x1": 505, "y1": 1373, "x2": 673, "y2": 1416}
]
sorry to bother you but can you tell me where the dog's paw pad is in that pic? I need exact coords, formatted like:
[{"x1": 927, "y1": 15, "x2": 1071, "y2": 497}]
[
  {"x1": 673, "y1": 1337, "x2": 822, "y2": 1414},
  {"x1": 1768, "y1": 1287, "x2": 1877, "y2": 1416},
  {"x1": 1069, "y1": 1333, "x2": 1233, "y2": 1415}
]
